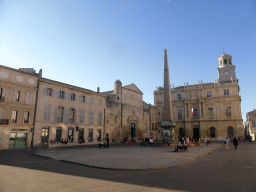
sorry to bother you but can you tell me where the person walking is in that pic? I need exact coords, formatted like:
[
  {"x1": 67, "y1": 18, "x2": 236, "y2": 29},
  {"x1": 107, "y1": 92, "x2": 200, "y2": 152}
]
[
  {"x1": 224, "y1": 138, "x2": 230, "y2": 150},
  {"x1": 233, "y1": 137, "x2": 238, "y2": 150}
]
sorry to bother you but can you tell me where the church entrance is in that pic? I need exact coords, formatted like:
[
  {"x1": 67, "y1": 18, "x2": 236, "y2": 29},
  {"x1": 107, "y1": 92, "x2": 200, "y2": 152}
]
[
  {"x1": 131, "y1": 123, "x2": 135, "y2": 138},
  {"x1": 193, "y1": 128, "x2": 200, "y2": 139}
]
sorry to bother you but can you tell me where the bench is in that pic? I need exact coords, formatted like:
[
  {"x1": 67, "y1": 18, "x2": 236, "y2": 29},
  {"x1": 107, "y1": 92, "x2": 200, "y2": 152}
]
[
  {"x1": 98, "y1": 143, "x2": 107, "y2": 148},
  {"x1": 174, "y1": 145, "x2": 188, "y2": 152}
]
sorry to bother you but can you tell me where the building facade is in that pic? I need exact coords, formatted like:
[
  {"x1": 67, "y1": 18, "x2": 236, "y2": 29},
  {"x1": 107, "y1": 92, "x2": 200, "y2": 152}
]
[
  {"x1": 0, "y1": 66, "x2": 40, "y2": 149},
  {"x1": 153, "y1": 52, "x2": 244, "y2": 141},
  {"x1": 33, "y1": 78, "x2": 106, "y2": 147},
  {"x1": 244, "y1": 109, "x2": 256, "y2": 140}
]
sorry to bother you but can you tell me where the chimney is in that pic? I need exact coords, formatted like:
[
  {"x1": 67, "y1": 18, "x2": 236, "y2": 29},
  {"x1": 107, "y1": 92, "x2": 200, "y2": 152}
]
[{"x1": 97, "y1": 87, "x2": 100, "y2": 93}]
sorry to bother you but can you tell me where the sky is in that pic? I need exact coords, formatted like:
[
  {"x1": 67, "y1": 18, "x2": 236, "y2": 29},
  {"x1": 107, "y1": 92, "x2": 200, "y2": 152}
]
[{"x1": 0, "y1": 0, "x2": 256, "y2": 122}]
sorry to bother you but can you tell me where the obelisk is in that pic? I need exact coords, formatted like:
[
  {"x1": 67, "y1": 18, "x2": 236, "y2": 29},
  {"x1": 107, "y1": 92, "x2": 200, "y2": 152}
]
[
  {"x1": 160, "y1": 49, "x2": 175, "y2": 141},
  {"x1": 163, "y1": 49, "x2": 173, "y2": 121}
]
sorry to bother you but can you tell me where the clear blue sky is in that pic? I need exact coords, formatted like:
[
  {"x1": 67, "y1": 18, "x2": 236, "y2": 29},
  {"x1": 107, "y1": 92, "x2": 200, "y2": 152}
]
[{"x1": 1, "y1": 0, "x2": 255, "y2": 122}]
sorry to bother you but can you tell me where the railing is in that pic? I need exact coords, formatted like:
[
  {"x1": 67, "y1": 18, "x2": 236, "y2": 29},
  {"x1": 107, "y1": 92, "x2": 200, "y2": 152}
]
[{"x1": 0, "y1": 119, "x2": 8, "y2": 125}]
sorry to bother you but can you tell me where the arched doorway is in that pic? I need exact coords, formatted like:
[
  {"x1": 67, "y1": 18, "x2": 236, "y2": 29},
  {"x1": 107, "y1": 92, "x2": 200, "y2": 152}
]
[
  {"x1": 228, "y1": 127, "x2": 234, "y2": 138},
  {"x1": 131, "y1": 123, "x2": 136, "y2": 138},
  {"x1": 210, "y1": 127, "x2": 216, "y2": 138}
]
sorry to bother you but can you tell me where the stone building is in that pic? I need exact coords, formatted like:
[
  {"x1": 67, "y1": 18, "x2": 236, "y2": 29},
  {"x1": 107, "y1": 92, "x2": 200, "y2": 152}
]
[
  {"x1": 0, "y1": 65, "x2": 40, "y2": 149},
  {"x1": 244, "y1": 109, "x2": 256, "y2": 140},
  {"x1": 154, "y1": 51, "x2": 244, "y2": 141},
  {"x1": 33, "y1": 77, "x2": 106, "y2": 147},
  {"x1": 102, "y1": 81, "x2": 151, "y2": 142}
]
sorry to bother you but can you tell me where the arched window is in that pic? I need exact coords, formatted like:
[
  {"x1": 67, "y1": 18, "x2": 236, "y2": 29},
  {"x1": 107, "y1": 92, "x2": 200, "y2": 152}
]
[
  {"x1": 228, "y1": 127, "x2": 234, "y2": 137},
  {"x1": 229, "y1": 59, "x2": 232, "y2": 64},
  {"x1": 224, "y1": 59, "x2": 227, "y2": 64},
  {"x1": 210, "y1": 127, "x2": 215, "y2": 138},
  {"x1": 179, "y1": 128, "x2": 184, "y2": 138}
]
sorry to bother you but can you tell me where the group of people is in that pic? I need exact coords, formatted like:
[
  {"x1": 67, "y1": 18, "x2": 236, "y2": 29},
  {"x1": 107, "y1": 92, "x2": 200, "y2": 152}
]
[
  {"x1": 122, "y1": 137, "x2": 135, "y2": 147},
  {"x1": 99, "y1": 138, "x2": 110, "y2": 148},
  {"x1": 224, "y1": 137, "x2": 239, "y2": 150}
]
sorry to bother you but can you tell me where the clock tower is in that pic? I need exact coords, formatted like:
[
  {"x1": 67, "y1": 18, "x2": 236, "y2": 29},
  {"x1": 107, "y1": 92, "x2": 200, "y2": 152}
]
[{"x1": 217, "y1": 50, "x2": 237, "y2": 83}]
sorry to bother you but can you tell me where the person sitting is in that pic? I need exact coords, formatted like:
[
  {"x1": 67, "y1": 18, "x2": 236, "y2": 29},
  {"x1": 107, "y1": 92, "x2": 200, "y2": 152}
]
[
  {"x1": 64, "y1": 138, "x2": 68, "y2": 144},
  {"x1": 60, "y1": 139, "x2": 64, "y2": 143}
]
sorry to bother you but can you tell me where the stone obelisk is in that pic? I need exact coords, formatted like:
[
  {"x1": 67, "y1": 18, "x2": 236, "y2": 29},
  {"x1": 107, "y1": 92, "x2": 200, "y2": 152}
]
[
  {"x1": 160, "y1": 49, "x2": 175, "y2": 141},
  {"x1": 163, "y1": 49, "x2": 173, "y2": 121}
]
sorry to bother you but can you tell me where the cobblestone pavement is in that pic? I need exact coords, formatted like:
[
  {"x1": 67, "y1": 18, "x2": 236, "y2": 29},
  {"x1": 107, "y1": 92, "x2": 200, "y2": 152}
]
[{"x1": 33, "y1": 143, "x2": 222, "y2": 169}]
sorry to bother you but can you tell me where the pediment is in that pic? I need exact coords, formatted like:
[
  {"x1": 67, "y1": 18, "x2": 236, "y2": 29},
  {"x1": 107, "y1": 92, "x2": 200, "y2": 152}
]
[{"x1": 123, "y1": 84, "x2": 143, "y2": 94}]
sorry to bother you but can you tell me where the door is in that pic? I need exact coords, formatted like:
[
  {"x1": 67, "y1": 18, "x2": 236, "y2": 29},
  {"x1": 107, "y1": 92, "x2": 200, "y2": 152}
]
[
  {"x1": 41, "y1": 128, "x2": 49, "y2": 143},
  {"x1": 131, "y1": 123, "x2": 135, "y2": 138},
  {"x1": 78, "y1": 129, "x2": 84, "y2": 141},
  {"x1": 193, "y1": 128, "x2": 200, "y2": 139},
  {"x1": 228, "y1": 127, "x2": 234, "y2": 138},
  {"x1": 56, "y1": 128, "x2": 62, "y2": 142},
  {"x1": 68, "y1": 128, "x2": 74, "y2": 142},
  {"x1": 9, "y1": 132, "x2": 27, "y2": 148},
  {"x1": 97, "y1": 129, "x2": 101, "y2": 142},
  {"x1": 89, "y1": 129, "x2": 93, "y2": 142}
]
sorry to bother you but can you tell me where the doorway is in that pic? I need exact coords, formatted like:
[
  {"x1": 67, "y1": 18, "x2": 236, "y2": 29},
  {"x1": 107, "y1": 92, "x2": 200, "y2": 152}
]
[
  {"x1": 78, "y1": 129, "x2": 84, "y2": 142},
  {"x1": 56, "y1": 127, "x2": 62, "y2": 142},
  {"x1": 193, "y1": 128, "x2": 200, "y2": 139},
  {"x1": 41, "y1": 128, "x2": 49, "y2": 143},
  {"x1": 9, "y1": 132, "x2": 27, "y2": 148},
  {"x1": 68, "y1": 128, "x2": 74, "y2": 142},
  {"x1": 131, "y1": 123, "x2": 135, "y2": 138}
]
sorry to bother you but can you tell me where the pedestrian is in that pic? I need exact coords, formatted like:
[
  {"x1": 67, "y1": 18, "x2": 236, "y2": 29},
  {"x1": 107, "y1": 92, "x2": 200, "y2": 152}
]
[
  {"x1": 233, "y1": 137, "x2": 238, "y2": 150},
  {"x1": 107, "y1": 137, "x2": 109, "y2": 148},
  {"x1": 198, "y1": 138, "x2": 201, "y2": 147},
  {"x1": 186, "y1": 136, "x2": 190, "y2": 146},
  {"x1": 224, "y1": 138, "x2": 230, "y2": 150}
]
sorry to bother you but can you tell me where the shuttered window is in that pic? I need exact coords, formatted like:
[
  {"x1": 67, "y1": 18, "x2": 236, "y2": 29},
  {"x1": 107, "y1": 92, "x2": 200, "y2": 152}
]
[
  {"x1": 25, "y1": 92, "x2": 32, "y2": 104},
  {"x1": 80, "y1": 110, "x2": 85, "y2": 124},
  {"x1": 89, "y1": 111, "x2": 94, "y2": 125},
  {"x1": 44, "y1": 105, "x2": 51, "y2": 122}
]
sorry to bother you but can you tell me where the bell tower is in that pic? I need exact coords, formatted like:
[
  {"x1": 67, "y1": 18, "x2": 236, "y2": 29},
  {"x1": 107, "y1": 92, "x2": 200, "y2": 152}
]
[{"x1": 217, "y1": 49, "x2": 237, "y2": 83}]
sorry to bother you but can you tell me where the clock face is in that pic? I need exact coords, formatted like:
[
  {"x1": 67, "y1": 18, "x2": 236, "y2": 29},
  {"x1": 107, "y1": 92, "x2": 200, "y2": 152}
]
[{"x1": 224, "y1": 71, "x2": 230, "y2": 76}]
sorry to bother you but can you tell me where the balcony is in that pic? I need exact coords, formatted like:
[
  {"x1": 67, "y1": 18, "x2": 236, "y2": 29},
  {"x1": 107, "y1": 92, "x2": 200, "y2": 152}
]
[{"x1": 0, "y1": 119, "x2": 9, "y2": 125}]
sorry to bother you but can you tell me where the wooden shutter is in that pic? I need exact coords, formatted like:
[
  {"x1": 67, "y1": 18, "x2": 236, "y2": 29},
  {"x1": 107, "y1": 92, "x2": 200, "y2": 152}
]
[
  {"x1": 74, "y1": 109, "x2": 77, "y2": 124},
  {"x1": 75, "y1": 94, "x2": 77, "y2": 101},
  {"x1": 26, "y1": 92, "x2": 32, "y2": 104},
  {"x1": 63, "y1": 107, "x2": 67, "y2": 123},
  {"x1": 2, "y1": 88, "x2": 5, "y2": 97},
  {"x1": 79, "y1": 95, "x2": 81, "y2": 102},
  {"x1": 80, "y1": 110, "x2": 84, "y2": 124},
  {"x1": 64, "y1": 92, "x2": 67, "y2": 99},
  {"x1": 68, "y1": 93, "x2": 71, "y2": 100},
  {"x1": 14, "y1": 90, "x2": 17, "y2": 102},
  {"x1": 43, "y1": 87, "x2": 47, "y2": 95},
  {"x1": 66, "y1": 108, "x2": 70, "y2": 123},
  {"x1": 47, "y1": 105, "x2": 51, "y2": 122},
  {"x1": 57, "y1": 90, "x2": 60, "y2": 98},
  {"x1": 0, "y1": 109, "x2": 2, "y2": 120},
  {"x1": 54, "y1": 106, "x2": 58, "y2": 122},
  {"x1": 44, "y1": 105, "x2": 48, "y2": 122},
  {"x1": 52, "y1": 89, "x2": 55, "y2": 97}
]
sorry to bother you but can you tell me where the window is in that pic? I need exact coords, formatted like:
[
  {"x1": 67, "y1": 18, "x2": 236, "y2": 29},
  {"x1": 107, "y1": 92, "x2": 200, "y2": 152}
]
[
  {"x1": 47, "y1": 88, "x2": 52, "y2": 96},
  {"x1": 224, "y1": 59, "x2": 227, "y2": 64},
  {"x1": 207, "y1": 91, "x2": 212, "y2": 98},
  {"x1": 193, "y1": 109, "x2": 198, "y2": 118},
  {"x1": 59, "y1": 91, "x2": 65, "y2": 99},
  {"x1": 98, "y1": 112, "x2": 102, "y2": 126},
  {"x1": 90, "y1": 97, "x2": 94, "y2": 104},
  {"x1": 210, "y1": 127, "x2": 216, "y2": 138},
  {"x1": 24, "y1": 112, "x2": 30, "y2": 123},
  {"x1": 44, "y1": 105, "x2": 51, "y2": 122},
  {"x1": 208, "y1": 108, "x2": 213, "y2": 118},
  {"x1": 0, "y1": 88, "x2": 5, "y2": 102},
  {"x1": 57, "y1": 107, "x2": 64, "y2": 122},
  {"x1": 177, "y1": 94, "x2": 181, "y2": 100},
  {"x1": 25, "y1": 92, "x2": 32, "y2": 104},
  {"x1": 89, "y1": 129, "x2": 93, "y2": 142},
  {"x1": 80, "y1": 110, "x2": 85, "y2": 124},
  {"x1": 89, "y1": 111, "x2": 94, "y2": 125},
  {"x1": 179, "y1": 128, "x2": 184, "y2": 138},
  {"x1": 226, "y1": 106, "x2": 231, "y2": 117},
  {"x1": 117, "y1": 96, "x2": 119, "y2": 100},
  {"x1": 99, "y1": 99, "x2": 102, "y2": 106},
  {"x1": 11, "y1": 110, "x2": 18, "y2": 123},
  {"x1": 69, "y1": 108, "x2": 75, "y2": 123},
  {"x1": 152, "y1": 123, "x2": 154, "y2": 130},
  {"x1": 224, "y1": 89, "x2": 229, "y2": 96},
  {"x1": 71, "y1": 93, "x2": 76, "y2": 101},
  {"x1": 115, "y1": 115, "x2": 118, "y2": 124},
  {"x1": 81, "y1": 95, "x2": 87, "y2": 103},
  {"x1": 15, "y1": 91, "x2": 20, "y2": 102},
  {"x1": 178, "y1": 109, "x2": 182, "y2": 119},
  {"x1": 158, "y1": 112, "x2": 160, "y2": 115}
]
